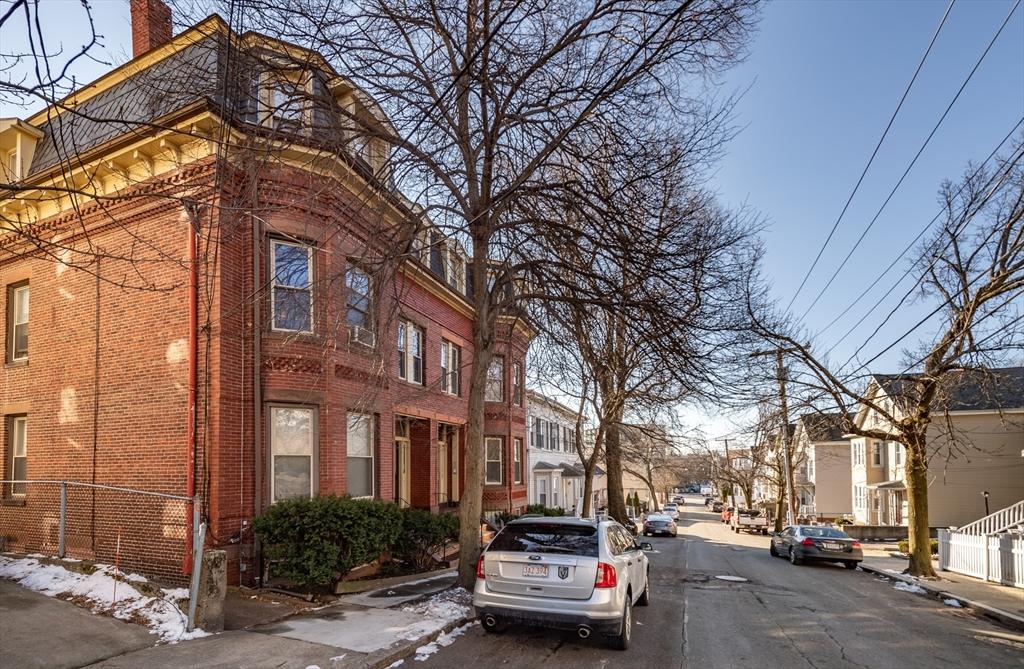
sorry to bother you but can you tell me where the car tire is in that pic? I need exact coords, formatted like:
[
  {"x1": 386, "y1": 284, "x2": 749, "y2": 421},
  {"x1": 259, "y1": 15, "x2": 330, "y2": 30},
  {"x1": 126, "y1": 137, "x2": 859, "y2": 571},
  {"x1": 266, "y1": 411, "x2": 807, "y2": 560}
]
[
  {"x1": 843, "y1": 561, "x2": 859, "y2": 570},
  {"x1": 769, "y1": 542, "x2": 778, "y2": 557},
  {"x1": 636, "y1": 572, "x2": 651, "y2": 606},
  {"x1": 607, "y1": 597, "x2": 632, "y2": 650},
  {"x1": 761, "y1": 529, "x2": 768, "y2": 536},
  {"x1": 789, "y1": 548, "x2": 803, "y2": 566}
]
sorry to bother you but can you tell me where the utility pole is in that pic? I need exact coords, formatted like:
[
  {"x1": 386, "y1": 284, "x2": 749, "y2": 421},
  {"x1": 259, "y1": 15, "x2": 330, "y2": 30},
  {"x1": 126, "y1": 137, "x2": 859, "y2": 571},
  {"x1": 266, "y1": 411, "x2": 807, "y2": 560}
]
[
  {"x1": 721, "y1": 438, "x2": 735, "y2": 508},
  {"x1": 751, "y1": 347, "x2": 800, "y2": 527}
]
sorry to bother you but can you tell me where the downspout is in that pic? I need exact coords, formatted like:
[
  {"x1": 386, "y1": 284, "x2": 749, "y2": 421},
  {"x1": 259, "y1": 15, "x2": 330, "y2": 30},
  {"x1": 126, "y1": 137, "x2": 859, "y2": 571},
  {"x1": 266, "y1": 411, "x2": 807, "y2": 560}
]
[
  {"x1": 251, "y1": 214, "x2": 263, "y2": 584},
  {"x1": 183, "y1": 204, "x2": 199, "y2": 576}
]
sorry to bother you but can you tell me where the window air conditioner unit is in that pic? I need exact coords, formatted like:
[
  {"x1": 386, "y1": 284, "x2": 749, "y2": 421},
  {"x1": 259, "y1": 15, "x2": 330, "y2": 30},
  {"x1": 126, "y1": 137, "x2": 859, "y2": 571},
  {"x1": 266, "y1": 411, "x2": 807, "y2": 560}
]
[{"x1": 349, "y1": 326, "x2": 376, "y2": 347}]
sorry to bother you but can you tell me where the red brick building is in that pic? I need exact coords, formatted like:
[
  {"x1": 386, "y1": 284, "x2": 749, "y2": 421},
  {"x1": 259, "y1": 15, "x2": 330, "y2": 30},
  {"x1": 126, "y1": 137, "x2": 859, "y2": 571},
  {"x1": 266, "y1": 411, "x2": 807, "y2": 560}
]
[{"x1": 0, "y1": 4, "x2": 530, "y2": 584}]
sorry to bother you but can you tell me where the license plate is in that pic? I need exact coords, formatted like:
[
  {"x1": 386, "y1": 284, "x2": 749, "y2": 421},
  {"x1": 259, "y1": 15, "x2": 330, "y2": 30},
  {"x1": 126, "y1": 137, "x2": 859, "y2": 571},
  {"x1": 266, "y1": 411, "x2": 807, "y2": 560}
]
[
  {"x1": 823, "y1": 542, "x2": 843, "y2": 550},
  {"x1": 523, "y1": 564, "x2": 548, "y2": 577}
]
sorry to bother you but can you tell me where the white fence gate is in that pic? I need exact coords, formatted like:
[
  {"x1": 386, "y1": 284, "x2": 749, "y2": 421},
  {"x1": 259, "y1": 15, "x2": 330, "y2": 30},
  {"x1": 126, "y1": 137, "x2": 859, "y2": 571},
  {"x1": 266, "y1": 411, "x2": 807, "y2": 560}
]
[{"x1": 938, "y1": 528, "x2": 1024, "y2": 589}]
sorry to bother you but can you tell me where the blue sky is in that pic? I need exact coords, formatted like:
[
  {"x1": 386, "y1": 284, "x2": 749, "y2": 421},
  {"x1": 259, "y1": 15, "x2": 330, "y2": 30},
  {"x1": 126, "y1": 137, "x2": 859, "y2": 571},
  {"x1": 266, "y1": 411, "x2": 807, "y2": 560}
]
[
  {"x1": 3, "y1": 1, "x2": 1022, "y2": 438},
  {"x1": 712, "y1": 0, "x2": 1023, "y2": 372}
]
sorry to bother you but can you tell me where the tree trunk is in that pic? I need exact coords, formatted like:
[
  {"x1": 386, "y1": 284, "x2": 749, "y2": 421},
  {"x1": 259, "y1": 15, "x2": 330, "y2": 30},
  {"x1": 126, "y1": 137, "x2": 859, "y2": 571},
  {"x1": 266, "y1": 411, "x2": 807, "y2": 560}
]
[
  {"x1": 904, "y1": 432, "x2": 936, "y2": 577},
  {"x1": 604, "y1": 415, "x2": 628, "y2": 524},
  {"x1": 456, "y1": 232, "x2": 494, "y2": 590},
  {"x1": 773, "y1": 495, "x2": 785, "y2": 532},
  {"x1": 581, "y1": 465, "x2": 595, "y2": 518}
]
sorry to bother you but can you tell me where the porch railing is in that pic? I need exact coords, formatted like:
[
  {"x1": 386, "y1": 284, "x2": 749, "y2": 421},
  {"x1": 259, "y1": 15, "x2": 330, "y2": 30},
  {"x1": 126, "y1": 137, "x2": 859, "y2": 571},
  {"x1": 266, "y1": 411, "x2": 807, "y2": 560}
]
[{"x1": 955, "y1": 500, "x2": 1024, "y2": 535}]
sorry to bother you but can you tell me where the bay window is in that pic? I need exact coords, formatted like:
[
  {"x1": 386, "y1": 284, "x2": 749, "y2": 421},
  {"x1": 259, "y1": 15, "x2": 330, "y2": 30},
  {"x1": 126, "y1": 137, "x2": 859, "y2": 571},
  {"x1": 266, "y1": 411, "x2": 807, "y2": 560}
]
[
  {"x1": 485, "y1": 437, "x2": 504, "y2": 484},
  {"x1": 270, "y1": 240, "x2": 312, "y2": 333},
  {"x1": 270, "y1": 406, "x2": 314, "y2": 502},
  {"x1": 397, "y1": 320, "x2": 424, "y2": 384}
]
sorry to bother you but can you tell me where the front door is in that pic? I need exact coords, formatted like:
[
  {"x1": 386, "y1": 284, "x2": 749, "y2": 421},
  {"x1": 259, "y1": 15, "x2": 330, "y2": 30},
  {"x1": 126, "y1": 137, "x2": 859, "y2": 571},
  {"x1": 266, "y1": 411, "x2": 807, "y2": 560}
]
[{"x1": 396, "y1": 437, "x2": 411, "y2": 508}]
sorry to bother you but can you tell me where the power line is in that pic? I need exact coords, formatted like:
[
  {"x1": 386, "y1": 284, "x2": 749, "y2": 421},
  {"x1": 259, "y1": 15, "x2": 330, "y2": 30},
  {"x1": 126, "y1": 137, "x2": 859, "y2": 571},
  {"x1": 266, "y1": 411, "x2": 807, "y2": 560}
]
[
  {"x1": 797, "y1": 0, "x2": 1022, "y2": 321},
  {"x1": 821, "y1": 120, "x2": 1024, "y2": 359},
  {"x1": 784, "y1": 0, "x2": 957, "y2": 313},
  {"x1": 814, "y1": 117, "x2": 1024, "y2": 343}
]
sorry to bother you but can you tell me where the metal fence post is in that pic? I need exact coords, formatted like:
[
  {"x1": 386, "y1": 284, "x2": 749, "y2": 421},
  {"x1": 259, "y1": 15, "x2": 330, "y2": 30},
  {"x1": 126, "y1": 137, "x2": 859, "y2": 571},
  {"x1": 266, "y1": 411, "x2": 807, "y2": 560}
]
[
  {"x1": 58, "y1": 481, "x2": 67, "y2": 559},
  {"x1": 186, "y1": 496, "x2": 204, "y2": 632}
]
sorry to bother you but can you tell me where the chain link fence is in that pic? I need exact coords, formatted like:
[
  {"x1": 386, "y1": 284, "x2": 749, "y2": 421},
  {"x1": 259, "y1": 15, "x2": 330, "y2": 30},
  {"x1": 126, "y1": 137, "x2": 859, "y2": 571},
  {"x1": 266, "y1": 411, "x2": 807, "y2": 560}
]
[{"x1": 0, "y1": 480, "x2": 200, "y2": 585}]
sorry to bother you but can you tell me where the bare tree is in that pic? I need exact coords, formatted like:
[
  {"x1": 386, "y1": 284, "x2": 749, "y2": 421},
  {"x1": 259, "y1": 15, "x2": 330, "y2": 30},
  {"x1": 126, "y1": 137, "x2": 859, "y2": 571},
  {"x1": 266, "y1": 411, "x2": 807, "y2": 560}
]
[
  {"x1": 220, "y1": 0, "x2": 762, "y2": 589},
  {"x1": 750, "y1": 142, "x2": 1024, "y2": 576}
]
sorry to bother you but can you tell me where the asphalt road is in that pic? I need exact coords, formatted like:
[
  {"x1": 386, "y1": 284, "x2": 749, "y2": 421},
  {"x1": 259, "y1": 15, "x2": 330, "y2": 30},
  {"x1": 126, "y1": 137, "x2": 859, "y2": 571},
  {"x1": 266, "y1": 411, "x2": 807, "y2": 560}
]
[{"x1": 414, "y1": 494, "x2": 1024, "y2": 669}]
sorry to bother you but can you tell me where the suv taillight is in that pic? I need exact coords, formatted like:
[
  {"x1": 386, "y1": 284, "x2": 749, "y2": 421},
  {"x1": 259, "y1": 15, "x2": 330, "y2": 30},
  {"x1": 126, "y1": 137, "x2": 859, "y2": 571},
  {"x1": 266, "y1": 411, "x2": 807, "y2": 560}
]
[
  {"x1": 800, "y1": 538, "x2": 815, "y2": 546},
  {"x1": 476, "y1": 555, "x2": 486, "y2": 579},
  {"x1": 595, "y1": 562, "x2": 617, "y2": 588},
  {"x1": 852, "y1": 541, "x2": 862, "y2": 549}
]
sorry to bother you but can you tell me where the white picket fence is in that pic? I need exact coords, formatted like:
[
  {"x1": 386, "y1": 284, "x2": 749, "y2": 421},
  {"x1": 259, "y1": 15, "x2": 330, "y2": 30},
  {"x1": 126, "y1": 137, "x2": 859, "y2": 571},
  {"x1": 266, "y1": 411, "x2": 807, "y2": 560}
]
[{"x1": 938, "y1": 528, "x2": 1024, "y2": 589}]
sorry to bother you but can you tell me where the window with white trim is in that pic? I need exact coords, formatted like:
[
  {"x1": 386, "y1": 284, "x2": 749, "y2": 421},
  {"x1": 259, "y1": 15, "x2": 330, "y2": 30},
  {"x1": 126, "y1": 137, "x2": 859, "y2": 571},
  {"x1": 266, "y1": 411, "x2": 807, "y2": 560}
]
[
  {"x1": 270, "y1": 406, "x2": 314, "y2": 502},
  {"x1": 485, "y1": 356, "x2": 504, "y2": 402},
  {"x1": 854, "y1": 485, "x2": 867, "y2": 509},
  {"x1": 440, "y1": 340, "x2": 461, "y2": 395},
  {"x1": 512, "y1": 362, "x2": 523, "y2": 406},
  {"x1": 871, "y1": 442, "x2": 884, "y2": 467},
  {"x1": 852, "y1": 442, "x2": 865, "y2": 467},
  {"x1": 270, "y1": 240, "x2": 312, "y2": 332},
  {"x1": 347, "y1": 412, "x2": 375, "y2": 497},
  {"x1": 7, "y1": 415, "x2": 27, "y2": 496},
  {"x1": 397, "y1": 320, "x2": 424, "y2": 384},
  {"x1": 893, "y1": 443, "x2": 903, "y2": 467},
  {"x1": 513, "y1": 438, "x2": 523, "y2": 484},
  {"x1": 485, "y1": 437, "x2": 504, "y2": 484},
  {"x1": 346, "y1": 265, "x2": 374, "y2": 345},
  {"x1": 8, "y1": 282, "x2": 29, "y2": 361}
]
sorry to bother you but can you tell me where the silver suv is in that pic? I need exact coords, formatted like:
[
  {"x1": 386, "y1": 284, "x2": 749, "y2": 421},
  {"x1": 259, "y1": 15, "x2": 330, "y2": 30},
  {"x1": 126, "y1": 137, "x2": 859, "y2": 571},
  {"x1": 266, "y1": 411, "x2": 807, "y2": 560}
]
[{"x1": 474, "y1": 517, "x2": 652, "y2": 650}]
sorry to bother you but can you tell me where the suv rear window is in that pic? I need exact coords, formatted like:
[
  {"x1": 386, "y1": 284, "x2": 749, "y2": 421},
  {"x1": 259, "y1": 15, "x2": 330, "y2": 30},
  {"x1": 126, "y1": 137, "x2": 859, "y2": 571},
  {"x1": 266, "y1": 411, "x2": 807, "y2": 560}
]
[{"x1": 488, "y1": 523, "x2": 599, "y2": 557}]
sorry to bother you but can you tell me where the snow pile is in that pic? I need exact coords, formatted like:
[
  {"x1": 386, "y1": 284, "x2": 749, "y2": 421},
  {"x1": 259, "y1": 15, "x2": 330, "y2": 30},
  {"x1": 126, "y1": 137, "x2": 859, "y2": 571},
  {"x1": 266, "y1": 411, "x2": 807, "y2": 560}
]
[
  {"x1": 0, "y1": 555, "x2": 207, "y2": 643},
  {"x1": 401, "y1": 587, "x2": 472, "y2": 624},
  {"x1": 892, "y1": 580, "x2": 927, "y2": 595},
  {"x1": 414, "y1": 622, "x2": 473, "y2": 661},
  {"x1": 943, "y1": 598, "x2": 962, "y2": 608}
]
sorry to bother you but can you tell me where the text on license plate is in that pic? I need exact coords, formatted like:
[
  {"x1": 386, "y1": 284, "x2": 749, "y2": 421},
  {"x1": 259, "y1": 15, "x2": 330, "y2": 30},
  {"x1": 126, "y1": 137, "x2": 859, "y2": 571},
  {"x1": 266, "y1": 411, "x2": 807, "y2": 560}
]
[
  {"x1": 523, "y1": 564, "x2": 548, "y2": 577},
  {"x1": 823, "y1": 542, "x2": 843, "y2": 550}
]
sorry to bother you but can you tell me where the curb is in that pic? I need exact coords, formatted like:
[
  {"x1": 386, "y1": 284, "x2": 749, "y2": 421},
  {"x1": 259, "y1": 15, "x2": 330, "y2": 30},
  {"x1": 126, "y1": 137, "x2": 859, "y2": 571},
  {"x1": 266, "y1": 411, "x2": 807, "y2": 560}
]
[
  {"x1": 859, "y1": 563, "x2": 1024, "y2": 632},
  {"x1": 363, "y1": 615, "x2": 474, "y2": 669}
]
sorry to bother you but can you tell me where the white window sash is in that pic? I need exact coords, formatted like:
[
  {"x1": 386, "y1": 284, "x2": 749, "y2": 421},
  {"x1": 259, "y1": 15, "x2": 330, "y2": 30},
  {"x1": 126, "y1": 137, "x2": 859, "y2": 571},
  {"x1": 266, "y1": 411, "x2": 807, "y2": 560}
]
[
  {"x1": 485, "y1": 437, "x2": 503, "y2": 484},
  {"x1": 270, "y1": 240, "x2": 313, "y2": 333}
]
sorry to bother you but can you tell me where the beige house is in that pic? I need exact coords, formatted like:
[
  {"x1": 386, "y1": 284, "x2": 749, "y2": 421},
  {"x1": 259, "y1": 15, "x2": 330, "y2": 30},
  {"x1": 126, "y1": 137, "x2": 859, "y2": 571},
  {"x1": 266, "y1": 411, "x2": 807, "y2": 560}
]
[
  {"x1": 849, "y1": 367, "x2": 1024, "y2": 528},
  {"x1": 793, "y1": 413, "x2": 852, "y2": 522}
]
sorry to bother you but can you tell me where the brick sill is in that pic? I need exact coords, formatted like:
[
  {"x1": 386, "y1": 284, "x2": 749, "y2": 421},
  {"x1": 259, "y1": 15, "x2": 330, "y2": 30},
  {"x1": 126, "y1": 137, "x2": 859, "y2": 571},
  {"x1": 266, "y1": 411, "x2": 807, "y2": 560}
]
[{"x1": 1, "y1": 498, "x2": 26, "y2": 507}]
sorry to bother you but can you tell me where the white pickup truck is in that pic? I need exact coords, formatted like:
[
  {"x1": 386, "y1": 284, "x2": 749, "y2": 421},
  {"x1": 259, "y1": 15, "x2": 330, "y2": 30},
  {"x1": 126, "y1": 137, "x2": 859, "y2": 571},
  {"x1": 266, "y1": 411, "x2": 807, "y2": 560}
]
[{"x1": 731, "y1": 509, "x2": 769, "y2": 535}]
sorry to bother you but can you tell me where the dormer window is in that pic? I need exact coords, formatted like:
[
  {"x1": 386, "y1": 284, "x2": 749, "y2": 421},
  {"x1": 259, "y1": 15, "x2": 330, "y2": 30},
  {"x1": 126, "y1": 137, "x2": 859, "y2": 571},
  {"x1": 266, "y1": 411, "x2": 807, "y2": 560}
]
[{"x1": 269, "y1": 79, "x2": 304, "y2": 131}]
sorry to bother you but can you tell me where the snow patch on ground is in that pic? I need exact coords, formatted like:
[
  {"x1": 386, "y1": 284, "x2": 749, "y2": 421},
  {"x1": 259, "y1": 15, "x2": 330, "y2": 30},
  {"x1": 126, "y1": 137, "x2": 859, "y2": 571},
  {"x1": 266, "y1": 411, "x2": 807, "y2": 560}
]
[
  {"x1": 0, "y1": 555, "x2": 207, "y2": 643},
  {"x1": 943, "y1": 598, "x2": 962, "y2": 608},
  {"x1": 401, "y1": 587, "x2": 472, "y2": 624},
  {"x1": 413, "y1": 622, "x2": 474, "y2": 661},
  {"x1": 385, "y1": 660, "x2": 405, "y2": 669},
  {"x1": 892, "y1": 581, "x2": 927, "y2": 595},
  {"x1": 714, "y1": 575, "x2": 748, "y2": 582}
]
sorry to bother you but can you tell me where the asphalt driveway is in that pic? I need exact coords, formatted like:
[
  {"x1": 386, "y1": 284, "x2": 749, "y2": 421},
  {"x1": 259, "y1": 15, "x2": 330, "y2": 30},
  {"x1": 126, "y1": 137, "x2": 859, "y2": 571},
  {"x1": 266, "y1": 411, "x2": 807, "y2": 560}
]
[{"x1": 0, "y1": 579, "x2": 154, "y2": 669}]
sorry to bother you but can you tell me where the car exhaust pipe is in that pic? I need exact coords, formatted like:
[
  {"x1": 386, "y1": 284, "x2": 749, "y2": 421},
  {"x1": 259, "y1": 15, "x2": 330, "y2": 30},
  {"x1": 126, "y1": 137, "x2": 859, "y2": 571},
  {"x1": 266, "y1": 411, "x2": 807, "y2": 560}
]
[
  {"x1": 482, "y1": 615, "x2": 498, "y2": 629},
  {"x1": 577, "y1": 625, "x2": 592, "y2": 639}
]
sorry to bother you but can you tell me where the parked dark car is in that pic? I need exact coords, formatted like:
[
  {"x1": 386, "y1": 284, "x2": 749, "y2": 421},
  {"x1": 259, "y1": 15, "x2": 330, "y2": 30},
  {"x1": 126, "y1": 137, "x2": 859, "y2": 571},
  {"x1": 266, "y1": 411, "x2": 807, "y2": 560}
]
[
  {"x1": 769, "y1": 525, "x2": 863, "y2": 569},
  {"x1": 642, "y1": 514, "x2": 678, "y2": 537},
  {"x1": 711, "y1": 500, "x2": 724, "y2": 513}
]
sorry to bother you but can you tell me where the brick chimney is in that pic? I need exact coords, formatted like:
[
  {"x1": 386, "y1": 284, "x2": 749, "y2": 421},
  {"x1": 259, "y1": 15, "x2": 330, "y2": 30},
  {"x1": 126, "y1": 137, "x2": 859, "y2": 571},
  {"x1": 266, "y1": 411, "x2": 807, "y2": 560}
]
[{"x1": 130, "y1": 0, "x2": 173, "y2": 58}]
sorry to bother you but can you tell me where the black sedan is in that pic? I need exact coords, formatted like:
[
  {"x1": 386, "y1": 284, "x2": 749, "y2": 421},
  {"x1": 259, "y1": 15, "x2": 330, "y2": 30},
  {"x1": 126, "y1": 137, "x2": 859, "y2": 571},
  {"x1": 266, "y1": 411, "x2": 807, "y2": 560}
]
[
  {"x1": 769, "y1": 525, "x2": 864, "y2": 569},
  {"x1": 642, "y1": 513, "x2": 678, "y2": 537}
]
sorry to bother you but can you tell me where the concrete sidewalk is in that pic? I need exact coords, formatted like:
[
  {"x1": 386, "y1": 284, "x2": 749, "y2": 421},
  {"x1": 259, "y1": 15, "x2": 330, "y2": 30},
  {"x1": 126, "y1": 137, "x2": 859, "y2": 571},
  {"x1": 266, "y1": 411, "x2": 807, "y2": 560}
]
[
  {"x1": 860, "y1": 554, "x2": 1024, "y2": 631},
  {"x1": 83, "y1": 571, "x2": 471, "y2": 669}
]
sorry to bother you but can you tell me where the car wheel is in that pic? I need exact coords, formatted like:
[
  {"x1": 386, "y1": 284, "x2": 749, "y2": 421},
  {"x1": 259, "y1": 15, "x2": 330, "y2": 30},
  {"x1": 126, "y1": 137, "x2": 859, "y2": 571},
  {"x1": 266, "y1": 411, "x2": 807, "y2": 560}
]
[
  {"x1": 607, "y1": 597, "x2": 632, "y2": 650},
  {"x1": 843, "y1": 561, "x2": 859, "y2": 570},
  {"x1": 789, "y1": 548, "x2": 803, "y2": 566},
  {"x1": 769, "y1": 542, "x2": 778, "y2": 557},
  {"x1": 636, "y1": 571, "x2": 651, "y2": 606},
  {"x1": 761, "y1": 529, "x2": 768, "y2": 536}
]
